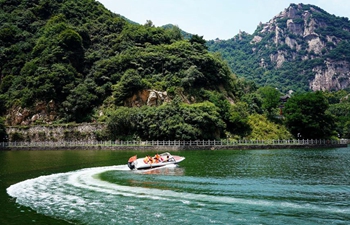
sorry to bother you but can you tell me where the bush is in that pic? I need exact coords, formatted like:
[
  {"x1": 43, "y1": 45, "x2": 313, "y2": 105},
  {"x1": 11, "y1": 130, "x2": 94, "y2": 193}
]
[{"x1": 10, "y1": 132, "x2": 24, "y2": 142}]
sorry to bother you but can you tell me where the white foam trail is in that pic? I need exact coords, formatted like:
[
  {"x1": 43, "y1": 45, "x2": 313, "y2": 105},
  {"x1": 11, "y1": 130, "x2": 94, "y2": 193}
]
[{"x1": 7, "y1": 165, "x2": 350, "y2": 224}]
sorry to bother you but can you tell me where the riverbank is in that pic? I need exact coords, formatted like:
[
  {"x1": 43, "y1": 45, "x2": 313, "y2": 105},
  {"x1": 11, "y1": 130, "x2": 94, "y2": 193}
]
[{"x1": 1, "y1": 141, "x2": 347, "y2": 151}]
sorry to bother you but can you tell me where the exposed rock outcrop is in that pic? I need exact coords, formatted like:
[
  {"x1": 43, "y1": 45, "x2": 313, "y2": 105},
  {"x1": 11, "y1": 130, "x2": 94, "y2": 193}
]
[
  {"x1": 6, "y1": 100, "x2": 58, "y2": 126},
  {"x1": 310, "y1": 60, "x2": 350, "y2": 91},
  {"x1": 124, "y1": 89, "x2": 169, "y2": 107},
  {"x1": 307, "y1": 36, "x2": 323, "y2": 54},
  {"x1": 287, "y1": 19, "x2": 303, "y2": 35},
  {"x1": 270, "y1": 51, "x2": 286, "y2": 68},
  {"x1": 251, "y1": 36, "x2": 262, "y2": 44}
]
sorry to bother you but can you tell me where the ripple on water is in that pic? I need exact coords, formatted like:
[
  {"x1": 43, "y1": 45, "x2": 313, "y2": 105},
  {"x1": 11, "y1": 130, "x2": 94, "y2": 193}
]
[{"x1": 7, "y1": 163, "x2": 350, "y2": 225}]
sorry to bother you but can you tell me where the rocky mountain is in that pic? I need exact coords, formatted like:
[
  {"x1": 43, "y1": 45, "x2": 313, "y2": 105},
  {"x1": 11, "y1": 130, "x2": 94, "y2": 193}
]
[{"x1": 207, "y1": 3, "x2": 350, "y2": 93}]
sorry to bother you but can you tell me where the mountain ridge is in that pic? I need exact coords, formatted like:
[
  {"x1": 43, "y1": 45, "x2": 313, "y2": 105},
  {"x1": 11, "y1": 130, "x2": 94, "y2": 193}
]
[{"x1": 207, "y1": 3, "x2": 350, "y2": 93}]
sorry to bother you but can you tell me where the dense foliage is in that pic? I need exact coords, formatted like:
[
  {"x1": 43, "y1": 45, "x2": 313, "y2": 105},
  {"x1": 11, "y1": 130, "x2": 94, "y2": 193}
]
[
  {"x1": 284, "y1": 91, "x2": 335, "y2": 139},
  {"x1": 0, "y1": 0, "x2": 237, "y2": 121},
  {"x1": 325, "y1": 90, "x2": 350, "y2": 138},
  {"x1": 107, "y1": 101, "x2": 225, "y2": 141},
  {"x1": 246, "y1": 114, "x2": 292, "y2": 140},
  {"x1": 0, "y1": 0, "x2": 256, "y2": 141},
  {"x1": 1, "y1": 0, "x2": 126, "y2": 120}
]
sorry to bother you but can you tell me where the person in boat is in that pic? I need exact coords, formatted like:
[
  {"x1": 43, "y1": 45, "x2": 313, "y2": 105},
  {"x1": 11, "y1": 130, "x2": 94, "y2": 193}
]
[
  {"x1": 154, "y1": 154, "x2": 162, "y2": 163},
  {"x1": 144, "y1": 155, "x2": 153, "y2": 164}
]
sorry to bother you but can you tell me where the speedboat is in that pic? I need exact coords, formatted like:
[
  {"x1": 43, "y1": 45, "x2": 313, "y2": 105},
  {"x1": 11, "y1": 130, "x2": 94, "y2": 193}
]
[{"x1": 127, "y1": 152, "x2": 185, "y2": 170}]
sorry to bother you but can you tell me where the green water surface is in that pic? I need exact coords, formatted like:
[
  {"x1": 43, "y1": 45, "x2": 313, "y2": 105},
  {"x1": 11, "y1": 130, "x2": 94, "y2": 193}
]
[{"x1": 1, "y1": 148, "x2": 349, "y2": 224}]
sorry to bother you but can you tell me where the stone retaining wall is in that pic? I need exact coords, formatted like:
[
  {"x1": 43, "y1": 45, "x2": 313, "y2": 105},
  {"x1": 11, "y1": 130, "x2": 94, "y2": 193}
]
[
  {"x1": 6, "y1": 123, "x2": 105, "y2": 142},
  {"x1": 2, "y1": 143, "x2": 347, "y2": 151}
]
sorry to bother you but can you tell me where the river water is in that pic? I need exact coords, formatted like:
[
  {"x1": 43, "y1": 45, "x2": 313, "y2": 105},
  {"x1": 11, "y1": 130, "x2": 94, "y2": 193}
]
[{"x1": 1, "y1": 147, "x2": 350, "y2": 225}]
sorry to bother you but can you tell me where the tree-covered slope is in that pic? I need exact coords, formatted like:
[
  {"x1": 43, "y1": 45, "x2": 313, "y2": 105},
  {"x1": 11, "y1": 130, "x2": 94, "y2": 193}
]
[
  {"x1": 2, "y1": 1, "x2": 347, "y2": 141},
  {"x1": 207, "y1": 3, "x2": 350, "y2": 93},
  {"x1": 0, "y1": 0, "x2": 240, "y2": 125},
  {"x1": 162, "y1": 24, "x2": 193, "y2": 39}
]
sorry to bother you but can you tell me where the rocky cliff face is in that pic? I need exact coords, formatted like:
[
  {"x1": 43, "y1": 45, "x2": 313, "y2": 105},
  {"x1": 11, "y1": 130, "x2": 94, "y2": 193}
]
[
  {"x1": 208, "y1": 3, "x2": 350, "y2": 92},
  {"x1": 6, "y1": 100, "x2": 58, "y2": 126},
  {"x1": 256, "y1": 4, "x2": 333, "y2": 59},
  {"x1": 310, "y1": 60, "x2": 350, "y2": 91},
  {"x1": 251, "y1": 3, "x2": 350, "y2": 91}
]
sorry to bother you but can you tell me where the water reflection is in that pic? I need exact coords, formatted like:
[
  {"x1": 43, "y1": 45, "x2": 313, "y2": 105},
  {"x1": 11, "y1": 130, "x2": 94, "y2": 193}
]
[{"x1": 137, "y1": 165, "x2": 185, "y2": 176}]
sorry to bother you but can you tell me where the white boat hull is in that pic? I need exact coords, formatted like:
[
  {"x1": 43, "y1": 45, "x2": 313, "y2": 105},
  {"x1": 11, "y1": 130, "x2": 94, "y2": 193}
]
[{"x1": 128, "y1": 152, "x2": 185, "y2": 170}]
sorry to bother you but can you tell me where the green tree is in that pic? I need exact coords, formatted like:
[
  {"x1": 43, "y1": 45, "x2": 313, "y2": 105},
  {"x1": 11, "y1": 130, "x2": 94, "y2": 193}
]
[
  {"x1": 258, "y1": 86, "x2": 281, "y2": 119},
  {"x1": 241, "y1": 92, "x2": 263, "y2": 114},
  {"x1": 327, "y1": 102, "x2": 350, "y2": 138},
  {"x1": 227, "y1": 102, "x2": 252, "y2": 137},
  {"x1": 189, "y1": 34, "x2": 207, "y2": 50},
  {"x1": 107, "y1": 107, "x2": 138, "y2": 140},
  {"x1": 246, "y1": 114, "x2": 292, "y2": 140},
  {"x1": 62, "y1": 82, "x2": 98, "y2": 122},
  {"x1": 0, "y1": 117, "x2": 7, "y2": 142},
  {"x1": 284, "y1": 91, "x2": 335, "y2": 139},
  {"x1": 135, "y1": 101, "x2": 225, "y2": 140},
  {"x1": 112, "y1": 69, "x2": 146, "y2": 105}
]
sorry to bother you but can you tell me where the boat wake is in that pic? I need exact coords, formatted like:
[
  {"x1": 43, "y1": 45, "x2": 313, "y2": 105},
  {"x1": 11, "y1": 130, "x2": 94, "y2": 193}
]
[{"x1": 7, "y1": 165, "x2": 350, "y2": 224}]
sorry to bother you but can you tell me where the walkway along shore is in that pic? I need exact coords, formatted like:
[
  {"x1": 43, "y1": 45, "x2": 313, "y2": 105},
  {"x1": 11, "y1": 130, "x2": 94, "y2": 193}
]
[{"x1": 0, "y1": 139, "x2": 348, "y2": 151}]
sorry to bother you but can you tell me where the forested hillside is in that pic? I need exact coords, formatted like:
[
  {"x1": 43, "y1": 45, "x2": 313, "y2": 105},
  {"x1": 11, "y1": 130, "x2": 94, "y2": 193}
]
[
  {"x1": 207, "y1": 3, "x2": 350, "y2": 93},
  {"x1": 0, "y1": 0, "x2": 258, "y2": 141},
  {"x1": 0, "y1": 0, "x2": 240, "y2": 122},
  {"x1": 1, "y1": 1, "x2": 350, "y2": 142}
]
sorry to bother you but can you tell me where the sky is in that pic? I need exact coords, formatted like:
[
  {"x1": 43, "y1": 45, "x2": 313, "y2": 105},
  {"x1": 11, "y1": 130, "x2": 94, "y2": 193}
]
[{"x1": 97, "y1": 0, "x2": 350, "y2": 40}]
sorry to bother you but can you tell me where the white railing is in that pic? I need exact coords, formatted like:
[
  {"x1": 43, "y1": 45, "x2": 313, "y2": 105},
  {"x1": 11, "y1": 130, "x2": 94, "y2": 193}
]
[{"x1": 0, "y1": 139, "x2": 348, "y2": 148}]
